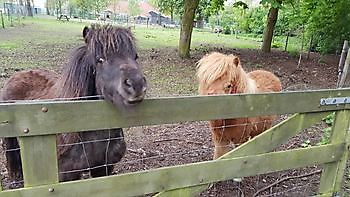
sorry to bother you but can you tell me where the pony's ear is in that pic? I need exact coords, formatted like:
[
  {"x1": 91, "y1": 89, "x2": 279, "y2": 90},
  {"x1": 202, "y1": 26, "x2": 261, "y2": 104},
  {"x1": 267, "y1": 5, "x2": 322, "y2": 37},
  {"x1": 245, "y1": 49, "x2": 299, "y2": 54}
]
[
  {"x1": 82, "y1": 26, "x2": 89, "y2": 40},
  {"x1": 233, "y1": 56, "x2": 240, "y2": 66}
]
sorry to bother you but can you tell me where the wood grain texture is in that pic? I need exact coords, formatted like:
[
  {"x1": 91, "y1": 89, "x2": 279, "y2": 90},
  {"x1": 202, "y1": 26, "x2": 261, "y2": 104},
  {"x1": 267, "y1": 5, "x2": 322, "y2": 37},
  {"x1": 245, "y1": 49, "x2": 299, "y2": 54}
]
[
  {"x1": 0, "y1": 89, "x2": 350, "y2": 137},
  {"x1": 19, "y1": 135, "x2": 59, "y2": 187},
  {"x1": 0, "y1": 144, "x2": 344, "y2": 197}
]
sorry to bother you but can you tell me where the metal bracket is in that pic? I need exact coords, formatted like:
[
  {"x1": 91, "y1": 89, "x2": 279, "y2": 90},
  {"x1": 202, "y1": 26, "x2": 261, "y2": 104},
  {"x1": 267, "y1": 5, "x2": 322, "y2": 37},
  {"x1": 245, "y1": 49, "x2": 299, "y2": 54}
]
[{"x1": 320, "y1": 97, "x2": 350, "y2": 106}]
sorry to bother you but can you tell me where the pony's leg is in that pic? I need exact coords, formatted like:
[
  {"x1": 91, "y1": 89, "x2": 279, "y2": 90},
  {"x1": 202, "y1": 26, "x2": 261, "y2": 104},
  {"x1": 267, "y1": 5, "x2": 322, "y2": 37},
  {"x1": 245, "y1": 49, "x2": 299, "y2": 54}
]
[
  {"x1": 3, "y1": 137, "x2": 23, "y2": 181},
  {"x1": 213, "y1": 141, "x2": 232, "y2": 159}
]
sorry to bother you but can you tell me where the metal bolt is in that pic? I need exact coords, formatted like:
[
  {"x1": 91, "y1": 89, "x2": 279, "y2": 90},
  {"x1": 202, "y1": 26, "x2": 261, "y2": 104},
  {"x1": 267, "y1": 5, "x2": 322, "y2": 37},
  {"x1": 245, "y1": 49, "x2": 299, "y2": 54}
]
[
  {"x1": 41, "y1": 107, "x2": 48, "y2": 113},
  {"x1": 48, "y1": 188, "x2": 54, "y2": 192},
  {"x1": 23, "y1": 128, "x2": 29, "y2": 133},
  {"x1": 1, "y1": 120, "x2": 9, "y2": 124}
]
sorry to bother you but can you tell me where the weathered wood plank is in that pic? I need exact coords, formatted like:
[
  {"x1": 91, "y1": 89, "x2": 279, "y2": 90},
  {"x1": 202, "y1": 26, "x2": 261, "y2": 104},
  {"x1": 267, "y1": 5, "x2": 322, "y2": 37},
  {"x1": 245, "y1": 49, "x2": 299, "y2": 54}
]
[
  {"x1": 319, "y1": 109, "x2": 350, "y2": 195},
  {"x1": 221, "y1": 112, "x2": 331, "y2": 158},
  {"x1": 0, "y1": 89, "x2": 350, "y2": 137},
  {"x1": 0, "y1": 144, "x2": 344, "y2": 197},
  {"x1": 19, "y1": 135, "x2": 59, "y2": 187},
  {"x1": 157, "y1": 112, "x2": 330, "y2": 196}
]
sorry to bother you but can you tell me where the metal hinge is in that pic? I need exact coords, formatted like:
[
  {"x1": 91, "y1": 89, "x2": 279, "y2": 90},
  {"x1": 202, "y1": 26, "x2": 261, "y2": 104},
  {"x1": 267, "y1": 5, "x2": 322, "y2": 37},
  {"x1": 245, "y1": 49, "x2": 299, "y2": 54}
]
[{"x1": 320, "y1": 97, "x2": 350, "y2": 106}]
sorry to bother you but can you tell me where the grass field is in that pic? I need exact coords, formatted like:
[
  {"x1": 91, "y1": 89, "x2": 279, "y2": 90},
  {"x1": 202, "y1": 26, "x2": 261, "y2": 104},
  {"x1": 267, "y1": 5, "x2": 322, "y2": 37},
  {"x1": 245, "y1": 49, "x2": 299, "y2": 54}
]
[
  {"x1": 0, "y1": 16, "x2": 263, "y2": 50},
  {"x1": 0, "y1": 16, "x2": 305, "y2": 96}
]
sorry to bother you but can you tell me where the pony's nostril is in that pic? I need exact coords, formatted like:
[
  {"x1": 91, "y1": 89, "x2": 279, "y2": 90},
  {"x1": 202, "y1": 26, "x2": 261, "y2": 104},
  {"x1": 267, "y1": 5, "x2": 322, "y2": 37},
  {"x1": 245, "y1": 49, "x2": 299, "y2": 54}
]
[{"x1": 124, "y1": 79, "x2": 133, "y2": 87}]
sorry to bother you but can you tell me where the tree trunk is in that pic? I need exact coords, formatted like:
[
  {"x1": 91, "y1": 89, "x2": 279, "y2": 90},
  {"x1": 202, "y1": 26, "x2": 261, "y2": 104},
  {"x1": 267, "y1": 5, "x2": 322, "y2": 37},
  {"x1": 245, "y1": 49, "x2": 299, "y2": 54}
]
[
  {"x1": 25, "y1": 0, "x2": 33, "y2": 16},
  {"x1": 58, "y1": 0, "x2": 63, "y2": 15},
  {"x1": 178, "y1": 0, "x2": 199, "y2": 58},
  {"x1": 18, "y1": 0, "x2": 24, "y2": 16},
  {"x1": 261, "y1": 4, "x2": 280, "y2": 53},
  {"x1": 46, "y1": 5, "x2": 50, "y2": 15},
  {"x1": 284, "y1": 32, "x2": 289, "y2": 51},
  {"x1": 170, "y1": 6, "x2": 174, "y2": 22}
]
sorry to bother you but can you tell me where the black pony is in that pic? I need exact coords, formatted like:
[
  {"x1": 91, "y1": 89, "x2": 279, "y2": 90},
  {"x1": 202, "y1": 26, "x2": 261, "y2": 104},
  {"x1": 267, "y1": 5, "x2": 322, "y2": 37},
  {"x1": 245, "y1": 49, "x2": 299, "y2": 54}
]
[{"x1": 1, "y1": 24, "x2": 147, "y2": 182}]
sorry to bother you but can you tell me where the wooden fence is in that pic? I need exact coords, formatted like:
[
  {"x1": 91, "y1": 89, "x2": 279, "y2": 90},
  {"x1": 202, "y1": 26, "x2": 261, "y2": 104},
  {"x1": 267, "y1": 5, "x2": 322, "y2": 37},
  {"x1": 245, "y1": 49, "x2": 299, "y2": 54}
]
[{"x1": 1, "y1": 88, "x2": 350, "y2": 196}]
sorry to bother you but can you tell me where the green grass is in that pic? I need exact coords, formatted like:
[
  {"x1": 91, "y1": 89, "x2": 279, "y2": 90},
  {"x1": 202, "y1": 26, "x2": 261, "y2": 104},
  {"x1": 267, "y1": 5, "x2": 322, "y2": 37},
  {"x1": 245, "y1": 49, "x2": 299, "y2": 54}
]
[
  {"x1": 0, "y1": 41, "x2": 20, "y2": 50},
  {"x1": 0, "y1": 16, "x2": 309, "y2": 54},
  {"x1": 0, "y1": 17, "x2": 267, "y2": 51}
]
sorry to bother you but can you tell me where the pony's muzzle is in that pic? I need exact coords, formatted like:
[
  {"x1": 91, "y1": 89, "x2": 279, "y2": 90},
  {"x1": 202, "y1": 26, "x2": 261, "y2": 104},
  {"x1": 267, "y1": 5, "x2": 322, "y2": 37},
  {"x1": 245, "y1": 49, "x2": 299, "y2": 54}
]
[{"x1": 123, "y1": 77, "x2": 147, "y2": 105}]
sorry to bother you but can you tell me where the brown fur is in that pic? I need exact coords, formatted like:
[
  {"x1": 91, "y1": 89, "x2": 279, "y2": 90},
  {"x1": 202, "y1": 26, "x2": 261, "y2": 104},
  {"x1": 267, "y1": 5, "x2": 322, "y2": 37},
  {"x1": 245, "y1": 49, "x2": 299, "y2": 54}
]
[
  {"x1": 197, "y1": 52, "x2": 282, "y2": 159},
  {"x1": 1, "y1": 24, "x2": 147, "y2": 182}
]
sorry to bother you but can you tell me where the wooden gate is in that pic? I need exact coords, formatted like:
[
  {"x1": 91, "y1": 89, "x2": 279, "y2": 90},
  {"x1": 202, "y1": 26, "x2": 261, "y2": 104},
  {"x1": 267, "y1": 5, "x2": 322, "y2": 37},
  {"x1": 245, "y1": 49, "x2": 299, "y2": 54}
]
[{"x1": 0, "y1": 89, "x2": 350, "y2": 196}]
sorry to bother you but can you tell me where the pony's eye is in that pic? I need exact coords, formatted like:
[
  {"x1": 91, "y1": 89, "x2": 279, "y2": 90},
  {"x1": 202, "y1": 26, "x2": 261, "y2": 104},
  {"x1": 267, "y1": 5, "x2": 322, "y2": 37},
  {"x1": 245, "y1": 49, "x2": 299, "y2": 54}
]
[
  {"x1": 97, "y1": 57, "x2": 104, "y2": 63},
  {"x1": 225, "y1": 84, "x2": 232, "y2": 89}
]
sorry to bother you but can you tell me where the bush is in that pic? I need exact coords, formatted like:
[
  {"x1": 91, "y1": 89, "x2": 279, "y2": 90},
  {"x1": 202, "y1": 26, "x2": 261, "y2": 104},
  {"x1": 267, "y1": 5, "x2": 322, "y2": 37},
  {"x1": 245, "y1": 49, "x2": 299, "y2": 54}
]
[
  {"x1": 271, "y1": 42, "x2": 283, "y2": 48},
  {"x1": 223, "y1": 26, "x2": 231, "y2": 34}
]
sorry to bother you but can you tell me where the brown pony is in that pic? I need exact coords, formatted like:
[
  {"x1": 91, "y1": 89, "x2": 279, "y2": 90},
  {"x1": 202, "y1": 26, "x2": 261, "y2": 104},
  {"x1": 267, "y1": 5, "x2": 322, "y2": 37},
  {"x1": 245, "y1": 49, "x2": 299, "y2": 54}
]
[
  {"x1": 197, "y1": 52, "x2": 282, "y2": 159},
  {"x1": 1, "y1": 24, "x2": 147, "y2": 182}
]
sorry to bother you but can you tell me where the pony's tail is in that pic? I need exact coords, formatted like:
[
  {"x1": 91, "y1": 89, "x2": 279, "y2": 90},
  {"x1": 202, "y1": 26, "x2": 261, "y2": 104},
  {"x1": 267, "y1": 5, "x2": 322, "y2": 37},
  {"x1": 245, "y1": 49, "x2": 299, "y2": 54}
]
[{"x1": 3, "y1": 137, "x2": 23, "y2": 180}]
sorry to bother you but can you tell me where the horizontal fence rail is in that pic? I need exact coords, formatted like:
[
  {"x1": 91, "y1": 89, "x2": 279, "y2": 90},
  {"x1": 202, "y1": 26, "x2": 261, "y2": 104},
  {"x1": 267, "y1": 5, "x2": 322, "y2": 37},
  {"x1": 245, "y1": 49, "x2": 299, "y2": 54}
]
[
  {"x1": 0, "y1": 144, "x2": 344, "y2": 197},
  {"x1": 1, "y1": 88, "x2": 350, "y2": 196},
  {"x1": 1, "y1": 89, "x2": 350, "y2": 137}
]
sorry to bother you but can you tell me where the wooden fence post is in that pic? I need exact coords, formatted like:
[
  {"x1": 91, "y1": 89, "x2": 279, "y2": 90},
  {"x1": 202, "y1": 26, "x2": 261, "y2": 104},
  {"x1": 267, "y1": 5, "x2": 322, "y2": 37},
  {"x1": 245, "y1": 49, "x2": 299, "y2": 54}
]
[
  {"x1": 338, "y1": 49, "x2": 350, "y2": 88},
  {"x1": 337, "y1": 40, "x2": 349, "y2": 88},
  {"x1": 19, "y1": 135, "x2": 59, "y2": 187},
  {"x1": 319, "y1": 109, "x2": 350, "y2": 195}
]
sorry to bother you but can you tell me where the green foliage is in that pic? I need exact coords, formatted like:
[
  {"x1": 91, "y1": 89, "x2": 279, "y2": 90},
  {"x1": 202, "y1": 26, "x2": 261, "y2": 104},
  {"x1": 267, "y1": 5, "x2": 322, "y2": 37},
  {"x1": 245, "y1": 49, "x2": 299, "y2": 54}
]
[
  {"x1": 318, "y1": 112, "x2": 335, "y2": 145},
  {"x1": 94, "y1": 0, "x2": 109, "y2": 13},
  {"x1": 223, "y1": 26, "x2": 231, "y2": 34},
  {"x1": 205, "y1": 0, "x2": 225, "y2": 15},
  {"x1": 300, "y1": 0, "x2": 350, "y2": 54},
  {"x1": 128, "y1": 0, "x2": 141, "y2": 16},
  {"x1": 271, "y1": 42, "x2": 282, "y2": 48},
  {"x1": 323, "y1": 112, "x2": 335, "y2": 126},
  {"x1": 151, "y1": 0, "x2": 226, "y2": 23},
  {"x1": 246, "y1": 6, "x2": 268, "y2": 34},
  {"x1": 208, "y1": 3, "x2": 267, "y2": 34},
  {"x1": 233, "y1": 1, "x2": 248, "y2": 9},
  {"x1": 153, "y1": 0, "x2": 183, "y2": 21},
  {"x1": 76, "y1": 0, "x2": 93, "y2": 16},
  {"x1": 301, "y1": 139, "x2": 311, "y2": 148}
]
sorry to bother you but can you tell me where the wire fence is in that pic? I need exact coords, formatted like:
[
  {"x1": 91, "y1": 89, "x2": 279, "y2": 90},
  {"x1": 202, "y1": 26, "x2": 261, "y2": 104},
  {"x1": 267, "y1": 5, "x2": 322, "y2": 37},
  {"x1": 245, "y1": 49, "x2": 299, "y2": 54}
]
[
  {"x1": 0, "y1": 111, "x2": 328, "y2": 196},
  {"x1": 0, "y1": 82, "x2": 333, "y2": 195}
]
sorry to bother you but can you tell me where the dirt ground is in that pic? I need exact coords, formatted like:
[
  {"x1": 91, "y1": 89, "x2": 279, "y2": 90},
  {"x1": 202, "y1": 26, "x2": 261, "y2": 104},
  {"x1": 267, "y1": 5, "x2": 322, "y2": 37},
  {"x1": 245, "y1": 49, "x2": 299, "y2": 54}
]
[
  {"x1": 0, "y1": 30, "x2": 346, "y2": 196},
  {"x1": 114, "y1": 47, "x2": 341, "y2": 197}
]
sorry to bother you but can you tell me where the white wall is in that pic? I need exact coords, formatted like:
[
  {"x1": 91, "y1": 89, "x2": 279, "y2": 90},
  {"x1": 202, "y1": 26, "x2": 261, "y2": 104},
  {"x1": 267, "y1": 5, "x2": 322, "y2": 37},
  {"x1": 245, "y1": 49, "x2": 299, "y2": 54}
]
[{"x1": 33, "y1": 0, "x2": 46, "y2": 9}]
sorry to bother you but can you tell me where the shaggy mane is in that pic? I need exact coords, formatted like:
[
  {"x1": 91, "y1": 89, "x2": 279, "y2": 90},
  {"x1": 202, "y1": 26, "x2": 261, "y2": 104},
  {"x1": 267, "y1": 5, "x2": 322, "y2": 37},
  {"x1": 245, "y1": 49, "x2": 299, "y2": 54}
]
[
  {"x1": 196, "y1": 52, "x2": 251, "y2": 94},
  {"x1": 85, "y1": 24, "x2": 137, "y2": 58},
  {"x1": 58, "y1": 24, "x2": 137, "y2": 98}
]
